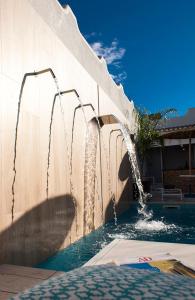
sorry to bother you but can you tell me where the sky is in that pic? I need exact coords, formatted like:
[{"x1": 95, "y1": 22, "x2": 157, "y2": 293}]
[{"x1": 59, "y1": 0, "x2": 195, "y2": 115}]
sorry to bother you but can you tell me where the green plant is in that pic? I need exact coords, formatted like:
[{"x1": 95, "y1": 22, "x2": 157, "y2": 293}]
[{"x1": 136, "y1": 107, "x2": 177, "y2": 175}]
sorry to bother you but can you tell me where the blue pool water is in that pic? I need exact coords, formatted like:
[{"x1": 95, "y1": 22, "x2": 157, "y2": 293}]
[{"x1": 37, "y1": 203, "x2": 195, "y2": 272}]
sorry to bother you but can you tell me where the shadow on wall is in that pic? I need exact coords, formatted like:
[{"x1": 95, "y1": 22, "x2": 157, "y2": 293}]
[
  {"x1": 0, "y1": 195, "x2": 75, "y2": 266},
  {"x1": 105, "y1": 152, "x2": 133, "y2": 222}
]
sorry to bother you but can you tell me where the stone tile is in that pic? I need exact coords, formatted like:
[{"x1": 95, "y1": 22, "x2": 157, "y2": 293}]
[
  {"x1": 0, "y1": 265, "x2": 56, "y2": 279},
  {"x1": 50, "y1": 271, "x2": 65, "y2": 278},
  {"x1": 0, "y1": 274, "x2": 42, "y2": 293},
  {"x1": 0, "y1": 291, "x2": 16, "y2": 300}
]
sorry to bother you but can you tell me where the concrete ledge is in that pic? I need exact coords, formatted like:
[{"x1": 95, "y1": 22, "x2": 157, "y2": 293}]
[{"x1": 85, "y1": 239, "x2": 195, "y2": 270}]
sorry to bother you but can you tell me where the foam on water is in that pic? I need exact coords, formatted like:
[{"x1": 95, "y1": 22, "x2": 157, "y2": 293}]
[
  {"x1": 107, "y1": 224, "x2": 138, "y2": 240},
  {"x1": 135, "y1": 219, "x2": 178, "y2": 232},
  {"x1": 108, "y1": 233, "x2": 131, "y2": 240},
  {"x1": 120, "y1": 123, "x2": 180, "y2": 233},
  {"x1": 100, "y1": 241, "x2": 109, "y2": 249}
]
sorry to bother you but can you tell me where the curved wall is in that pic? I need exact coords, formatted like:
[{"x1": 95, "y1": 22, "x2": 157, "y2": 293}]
[{"x1": 0, "y1": 0, "x2": 136, "y2": 265}]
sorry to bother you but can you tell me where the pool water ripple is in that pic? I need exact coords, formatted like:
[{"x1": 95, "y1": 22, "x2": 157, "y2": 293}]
[{"x1": 37, "y1": 203, "x2": 195, "y2": 272}]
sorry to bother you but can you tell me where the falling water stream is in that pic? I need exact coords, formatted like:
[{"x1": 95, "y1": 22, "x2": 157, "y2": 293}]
[
  {"x1": 47, "y1": 86, "x2": 92, "y2": 237},
  {"x1": 84, "y1": 121, "x2": 98, "y2": 234},
  {"x1": 11, "y1": 69, "x2": 61, "y2": 222},
  {"x1": 120, "y1": 125, "x2": 148, "y2": 211},
  {"x1": 70, "y1": 103, "x2": 86, "y2": 206},
  {"x1": 120, "y1": 123, "x2": 175, "y2": 231},
  {"x1": 47, "y1": 93, "x2": 104, "y2": 236},
  {"x1": 46, "y1": 79, "x2": 63, "y2": 201},
  {"x1": 83, "y1": 108, "x2": 105, "y2": 234},
  {"x1": 90, "y1": 111, "x2": 116, "y2": 226},
  {"x1": 71, "y1": 101, "x2": 97, "y2": 236},
  {"x1": 11, "y1": 69, "x2": 97, "y2": 237},
  {"x1": 108, "y1": 131, "x2": 120, "y2": 226},
  {"x1": 67, "y1": 98, "x2": 103, "y2": 236},
  {"x1": 92, "y1": 114, "x2": 107, "y2": 224},
  {"x1": 12, "y1": 67, "x2": 169, "y2": 243}
]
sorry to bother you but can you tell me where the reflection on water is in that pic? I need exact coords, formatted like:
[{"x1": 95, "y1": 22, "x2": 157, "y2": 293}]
[{"x1": 37, "y1": 204, "x2": 195, "y2": 272}]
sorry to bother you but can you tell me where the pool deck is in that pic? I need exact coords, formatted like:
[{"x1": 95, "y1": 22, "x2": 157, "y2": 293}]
[
  {"x1": 2, "y1": 239, "x2": 195, "y2": 298},
  {"x1": 0, "y1": 264, "x2": 64, "y2": 299},
  {"x1": 85, "y1": 239, "x2": 195, "y2": 269}
]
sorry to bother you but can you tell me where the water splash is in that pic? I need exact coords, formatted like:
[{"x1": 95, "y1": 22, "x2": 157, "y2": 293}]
[
  {"x1": 120, "y1": 124, "x2": 180, "y2": 232},
  {"x1": 108, "y1": 232, "x2": 137, "y2": 240},
  {"x1": 135, "y1": 219, "x2": 178, "y2": 232},
  {"x1": 137, "y1": 206, "x2": 153, "y2": 220}
]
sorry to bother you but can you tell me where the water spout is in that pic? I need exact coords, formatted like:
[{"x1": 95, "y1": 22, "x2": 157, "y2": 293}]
[
  {"x1": 46, "y1": 89, "x2": 82, "y2": 202},
  {"x1": 46, "y1": 89, "x2": 91, "y2": 237},
  {"x1": 12, "y1": 68, "x2": 59, "y2": 223}
]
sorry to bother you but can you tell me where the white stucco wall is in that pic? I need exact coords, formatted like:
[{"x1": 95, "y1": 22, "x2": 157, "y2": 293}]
[{"x1": 0, "y1": 0, "x2": 136, "y2": 266}]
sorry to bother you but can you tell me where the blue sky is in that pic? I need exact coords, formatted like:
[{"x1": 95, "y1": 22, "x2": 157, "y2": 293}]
[{"x1": 59, "y1": 0, "x2": 195, "y2": 115}]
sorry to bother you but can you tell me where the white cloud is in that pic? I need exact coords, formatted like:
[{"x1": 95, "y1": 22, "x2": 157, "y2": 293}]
[
  {"x1": 84, "y1": 32, "x2": 96, "y2": 39},
  {"x1": 84, "y1": 32, "x2": 102, "y2": 39},
  {"x1": 88, "y1": 37, "x2": 127, "y2": 83},
  {"x1": 111, "y1": 71, "x2": 127, "y2": 83},
  {"x1": 90, "y1": 39, "x2": 126, "y2": 66}
]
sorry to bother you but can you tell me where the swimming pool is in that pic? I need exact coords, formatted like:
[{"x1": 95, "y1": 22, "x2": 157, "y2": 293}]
[{"x1": 37, "y1": 203, "x2": 195, "y2": 272}]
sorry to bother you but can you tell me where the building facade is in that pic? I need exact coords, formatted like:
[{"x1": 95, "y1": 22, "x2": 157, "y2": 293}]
[{"x1": 145, "y1": 108, "x2": 195, "y2": 193}]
